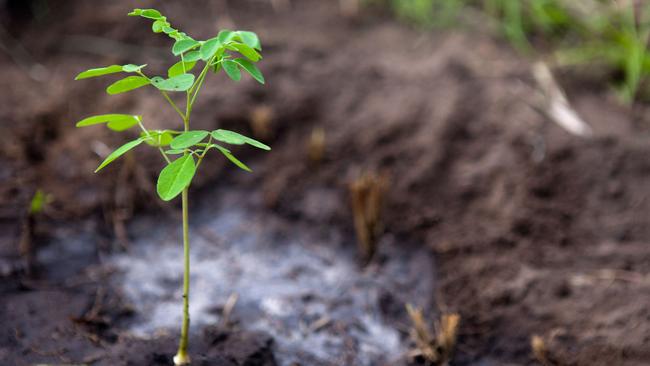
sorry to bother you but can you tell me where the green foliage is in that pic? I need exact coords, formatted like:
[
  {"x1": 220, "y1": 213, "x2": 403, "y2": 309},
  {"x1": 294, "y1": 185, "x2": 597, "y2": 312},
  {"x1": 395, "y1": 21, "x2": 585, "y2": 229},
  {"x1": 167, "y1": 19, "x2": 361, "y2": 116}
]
[
  {"x1": 75, "y1": 64, "x2": 147, "y2": 80},
  {"x1": 168, "y1": 61, "x2": 197, "y2": 78},
  {"x1": 142, "y1": 130, "x2": 176, "y2": 147},
  {"x1": 170, "y1": 131, "x2": 209, "y2": 149},
  {"x1": 556, "y1": 3, "x2": 650, "y2": 103},
  {"x1": 157, "y1": 155, "x2": 197, "y2": 201},
  {"x1": 95, "y1": 138, "x2": 144, "y2": 172},
  {"x1": 76, "y1": 114, "x2": 141, "y2": 131},
  {"x1": 222, "y1": 59, "x2": 242, "y2": 81},
  {"x1": 151, "y1": 74, "x2": 196, "y2": 92},
  {"x1": 211, "y1": 129, "x2": 271, "y2": 150},
  {"x1": 76, "y1": 7, "x2": 270, "y2": 198},
  {"x1": 213, "y1": 145, "x2": 252, "y2": 172},
  {"x1": 107, "y1": 76, "x2": 150, "y2": 95},
  {"x1": 76, "y1": 9, "x2": 270, "y2": 363},
  {"x1": 484, "y1": 0, "x2": 574, "y2": 54},
  {"x1": 367, "y1": 0, "x2": 650, "y2": 103},
  {"x1": 29, "y1": 190, "x2": 48, "y2": 215}
]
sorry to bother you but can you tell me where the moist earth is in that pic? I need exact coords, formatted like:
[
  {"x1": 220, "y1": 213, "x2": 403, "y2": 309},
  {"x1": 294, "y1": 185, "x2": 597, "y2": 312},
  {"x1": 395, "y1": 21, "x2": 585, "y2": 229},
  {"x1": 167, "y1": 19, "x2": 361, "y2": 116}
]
[{"x1": 1, "y1": 0, "x2": 649, "y2": 365}]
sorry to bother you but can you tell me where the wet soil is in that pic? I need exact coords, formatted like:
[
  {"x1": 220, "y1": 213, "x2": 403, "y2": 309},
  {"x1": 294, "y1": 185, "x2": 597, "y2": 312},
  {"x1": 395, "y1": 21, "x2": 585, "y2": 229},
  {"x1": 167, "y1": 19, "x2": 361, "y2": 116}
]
[{"x1": 1, "y1": 0, "x2": 650, "y2": 365}]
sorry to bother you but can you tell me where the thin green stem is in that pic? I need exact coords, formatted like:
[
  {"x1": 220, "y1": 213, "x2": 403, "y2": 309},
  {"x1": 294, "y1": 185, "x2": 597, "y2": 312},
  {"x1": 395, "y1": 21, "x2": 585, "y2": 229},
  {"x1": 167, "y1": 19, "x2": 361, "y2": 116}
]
[
  {"x1": 187, "y1": 56, "x2": 218, "y2": 119},
  {"x1": 137, "y1": 71, "x2": 186, "y2": 120},
  {"x1": 174, "y1": 71, "x2": 193, "y2": 365},
  {"x1": 163, "y1": 90, "x2": 187, "y2": 121},
  {"x1": 174, "y1": 188, "x2": 191, "y2": 365},
  {"x1": 189, "y1": 64, "x2": 210, "y2": 110},
  {"x1": 194, "y1": 136, "x2": 213, "y2": 171},
  {"x1": 136, "y1": 116, "x2": 171, "y2": 164}
]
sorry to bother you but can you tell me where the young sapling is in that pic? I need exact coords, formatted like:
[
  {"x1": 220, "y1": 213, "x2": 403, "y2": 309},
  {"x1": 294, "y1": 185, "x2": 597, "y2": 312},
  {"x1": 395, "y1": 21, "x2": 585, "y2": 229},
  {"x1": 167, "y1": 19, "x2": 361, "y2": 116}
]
[{"x1": 74, "y1": 8, "x2": 269, "y2": 365}]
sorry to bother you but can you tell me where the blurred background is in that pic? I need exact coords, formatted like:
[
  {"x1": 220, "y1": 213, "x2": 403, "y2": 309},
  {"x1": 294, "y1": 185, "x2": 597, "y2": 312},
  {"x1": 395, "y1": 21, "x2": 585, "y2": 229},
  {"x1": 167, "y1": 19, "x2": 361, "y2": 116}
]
[{"x1": 1, "y1": 1, "x2": 649, "y2": 365}]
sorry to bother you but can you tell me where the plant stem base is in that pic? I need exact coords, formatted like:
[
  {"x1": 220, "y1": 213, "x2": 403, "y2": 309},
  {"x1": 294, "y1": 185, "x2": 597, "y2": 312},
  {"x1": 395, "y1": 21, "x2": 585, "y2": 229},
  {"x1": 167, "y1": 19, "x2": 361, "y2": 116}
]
[{"x1": 173, "y1": 352, "x2": 191, "y2": 365}]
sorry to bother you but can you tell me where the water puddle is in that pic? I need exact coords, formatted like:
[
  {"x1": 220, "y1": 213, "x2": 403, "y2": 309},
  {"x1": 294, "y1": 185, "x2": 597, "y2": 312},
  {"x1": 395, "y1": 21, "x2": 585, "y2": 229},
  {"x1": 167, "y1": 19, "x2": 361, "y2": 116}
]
[{"x1": 110, "y1": 189, "x2": 434, "y2": 365}]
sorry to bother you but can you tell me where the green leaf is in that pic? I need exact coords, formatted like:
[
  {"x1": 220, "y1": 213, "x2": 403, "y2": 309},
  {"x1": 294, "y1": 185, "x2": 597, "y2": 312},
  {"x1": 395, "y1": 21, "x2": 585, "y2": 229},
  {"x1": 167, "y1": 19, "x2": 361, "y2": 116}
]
[
  {"x1": 29, "y1": 189, "x2": 48, "y2": 214},
  {"x1": 237, "y1": 31, "x2": 261, "y2": 50},
  {"x1": 122, "y1": 64, "x2": 147, "y2": 73},
  {"x1": 76, "y1": 114, "x2": 140, "y2": 131},
  {"x1": 217, "y1": 30, "x2": 235, "y2": 44},
  {"x1": 142, "y1": 130, "x2": 175, "y2": 147},
  {"x1": 211, "y1": 129, "x2": 245, "y2": 145},
  {"x1": 108, "y1": 115, "x2": 141, "y2": 131},
  {"x1": 129, "y1": 8, "x2": 163, "y2": 20},
  {"x1": 106, "y1": 76, "x2": 149, "y2": 95},
  {"x1": 75, "y1": 65, "x2": 123, "y2": 80},
  {"x1": 222, "y1": 60, "x2": 241, "y2": 81},
  {"x1": 152, "y1": 19, "x2": 168, "y2": 33},
  {"x1": 170, "y1": 130, "x2": 209, "y2": 149},
  {"x1": 230, "y1": 43, "x2": 262, "y2": 62},
  {"x1": 201, "y1": 37, "x2": 222, "y2": 61},
  {"x1": 165, "y1": 149, "x2": 185, "y2": 155},
  {"x1": 233, "y1": 58, "x2": 265, "y2": 84},
  {"x1": 211, "y1": 129, "x2": 270, "y2": 150},
  {"x1": 151, "y1": 73, "x2": 195, "y2": 92},
  {"x1": 95, "y1": 138, "x2": 144, "y2": 172},
  {"x1": 184, "y1": 51, "x2": 202, "y2": 62},
  {"x1": 157, "y1": 155, "x2": 197, "y2": 201},
  {"x1": 214, "y1": 145, "x2": 252, "y2": 172},
  {"x1": 172, "y1": 39, "x2": 200, "y2": 56},
  {"x1": 168, "y1": 61, "x2": 197, "y2": 78}
]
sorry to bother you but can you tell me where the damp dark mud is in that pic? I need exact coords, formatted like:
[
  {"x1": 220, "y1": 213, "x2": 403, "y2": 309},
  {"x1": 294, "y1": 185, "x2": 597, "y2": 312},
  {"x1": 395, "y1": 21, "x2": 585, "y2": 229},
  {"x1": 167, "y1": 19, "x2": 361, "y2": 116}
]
[{"x1": 1, "y1": 1, "x2": 650, "y2": 365}]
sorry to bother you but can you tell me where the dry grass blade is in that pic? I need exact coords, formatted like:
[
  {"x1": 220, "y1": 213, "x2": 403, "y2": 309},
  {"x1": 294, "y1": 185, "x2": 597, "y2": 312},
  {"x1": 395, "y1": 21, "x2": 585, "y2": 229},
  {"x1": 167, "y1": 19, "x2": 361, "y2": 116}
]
[
  {"x1": 220, "y1": 293, "x2": 239, "y2": 328},
  {"x1": 532, "y1": 61, "x2": 592, "y2": 137},
  {"x1": 307, "y1": 126, "x2": 326, "y2": 164},
  {"x1": 348, "y1": 171, "x2": 389, "y2": 264},
  {"x1": 406, "y1": 304, "x2": 460, "y2": 365},
  {"x1": 531, "y1": 334, "x2": 554, "y2": 366}
]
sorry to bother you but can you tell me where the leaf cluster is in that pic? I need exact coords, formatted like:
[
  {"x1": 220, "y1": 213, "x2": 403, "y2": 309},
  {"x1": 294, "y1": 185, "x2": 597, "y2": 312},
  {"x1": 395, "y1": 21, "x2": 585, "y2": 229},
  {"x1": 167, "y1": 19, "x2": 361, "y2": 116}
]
[{"x1": 75, "y1": 8, "x2": 270, "y2": 201}]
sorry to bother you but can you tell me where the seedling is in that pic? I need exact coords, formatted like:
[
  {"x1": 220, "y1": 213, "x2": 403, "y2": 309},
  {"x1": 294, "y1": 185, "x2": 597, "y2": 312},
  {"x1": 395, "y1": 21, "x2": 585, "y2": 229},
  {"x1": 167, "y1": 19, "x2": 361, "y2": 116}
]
[{"x1": 74, "y1": 8, "x2": 269, "y2": 365}]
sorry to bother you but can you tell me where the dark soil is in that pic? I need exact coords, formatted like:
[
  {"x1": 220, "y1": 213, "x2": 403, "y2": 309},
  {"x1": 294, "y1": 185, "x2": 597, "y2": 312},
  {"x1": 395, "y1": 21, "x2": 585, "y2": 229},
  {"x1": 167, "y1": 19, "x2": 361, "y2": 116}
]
[{"x1": 1, "y1": 0, "x2": 649, "y2": 365}]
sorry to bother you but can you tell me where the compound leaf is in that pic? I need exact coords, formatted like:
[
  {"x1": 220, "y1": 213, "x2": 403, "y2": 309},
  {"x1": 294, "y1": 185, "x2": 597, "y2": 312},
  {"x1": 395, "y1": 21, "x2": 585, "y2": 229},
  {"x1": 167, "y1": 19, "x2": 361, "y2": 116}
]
[
  {"x1": 151, "y1": 73, "x2": 195, "y2": 92},
  {"x1": 233, "y1": 58, "x2": 264, "y2": 84},
  {"x1": 157, "y1": 155, "x2": 196, "y2": 201},
  {"x1": 95, "y1": 138, "x2": 144, "y2": 172},
  {"x1": 170, "y1": 130, "x2": 209, "y2": 149},
  {"x1": 106, "y1": 76, "x2": 149, "y2": 95}
]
